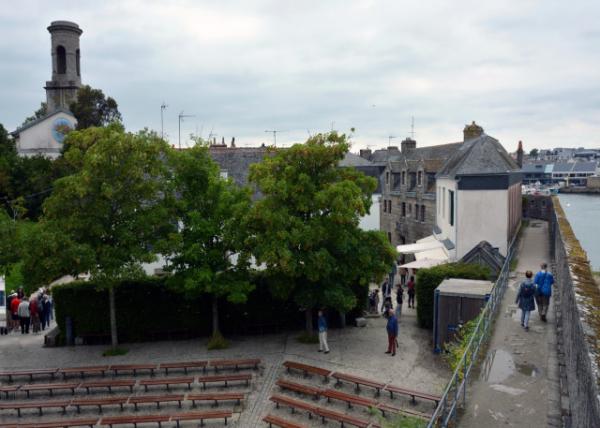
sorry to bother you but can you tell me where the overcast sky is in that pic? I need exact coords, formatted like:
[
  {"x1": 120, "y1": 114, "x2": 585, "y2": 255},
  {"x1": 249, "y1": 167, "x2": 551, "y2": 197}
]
[{"x1": 1, "y1": 0, "x2": 599, "y2": 152}]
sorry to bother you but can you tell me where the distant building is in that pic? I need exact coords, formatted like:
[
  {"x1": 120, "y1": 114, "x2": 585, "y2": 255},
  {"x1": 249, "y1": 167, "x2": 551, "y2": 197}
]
[
  {"x1": 12, "y1": 21, "x2": 82, "y2": 158},
  {"x1": 551, "y1": 161, "x2": 599, "y2": 186},
  {"x1": 521, "y1": 162, "x2": 553, "y2": 184}
]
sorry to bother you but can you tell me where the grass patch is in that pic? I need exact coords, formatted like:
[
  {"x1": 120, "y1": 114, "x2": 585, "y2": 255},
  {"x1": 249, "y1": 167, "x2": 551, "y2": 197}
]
[
  {"x1": 296, "y1": 331, "x2": 319, "y2": 344},
  {"x1": 207, "y1": 331, "x2": 229, "y2": 350},
  {"x1": 369, "y1": 407, "x2": 428, "y2": 427},
  {"x1": 102, "y1": 347, "x2": 129, "y2": 357},
  {"x1": 510, "y1": 256, "x2": 519, "y2": 272}
]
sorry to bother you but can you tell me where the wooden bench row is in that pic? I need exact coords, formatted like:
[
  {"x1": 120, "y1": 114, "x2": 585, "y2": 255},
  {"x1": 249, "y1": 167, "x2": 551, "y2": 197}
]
[
  {"x1": 275, "y1": 379, "x2": 431, "y2": 420},
  {"x1": 0, "y1": 358, "x2": 261, "y2": 382},
  {"x1": 0, "y1": 392, "x2": 245, "y2": 417},
  {"x1": 283, "y1": 360, "x2": 440, "y2": 406},
  {"x1": 0, "y1": 410, "x2": 233, "y2": 427},
  {"x1": 1, "y1": 374, "x2": 252, "y2": 399}
]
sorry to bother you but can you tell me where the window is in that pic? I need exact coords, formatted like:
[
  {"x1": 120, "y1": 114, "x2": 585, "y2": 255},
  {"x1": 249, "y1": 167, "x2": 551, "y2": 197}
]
[
  {"x1": 417, "y1": 171, "x2": 422, "y2": 186},
  {"x1": 383, "y1": 199, "x2": 386, "y2": 213},
  {"x1": 415, "y1": 204, "x2": 419, "y2": 221},
  {"x1": 421, "y1": 205, "x2": 426, "y2": 222},
  {"x1": 402, "y1": 202, "x2": 406, "y2": 217},
  {"x1": 408, "y1": 204, "x2": 412, "y2": 214},
  {"x1": 442, "y1": 187, "x2": 446, "y2": 218},
  {"x1": 386, "y1": 172, "x2": 390, "y2": 185},
  {"x1": 387, "y1": 232, "x2": 392, "y2": 243},
  {"x1": 449, "y1": 190, "x2": 455, "y2": 226},
  {"x1": 388, "y1": 200, "x2": 392, "y2": 213},
  {"x1": 56, "y1": 45, "x2": 66, "y2": 74},
  {"x1": 76, "y1": 49, "x2": 80, "y2": 76},
  {"x1": 401, "y1": 171, "x2": 406, "y2": 185}
]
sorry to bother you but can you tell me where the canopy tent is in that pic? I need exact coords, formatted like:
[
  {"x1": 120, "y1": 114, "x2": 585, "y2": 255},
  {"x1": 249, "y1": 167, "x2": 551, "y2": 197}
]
[
  {"x1": 397, "y1": 235, "x2": 449, "y2": 263},
  {"x1": 399, "y1": 258, "x2": 447, "y2": 269}
]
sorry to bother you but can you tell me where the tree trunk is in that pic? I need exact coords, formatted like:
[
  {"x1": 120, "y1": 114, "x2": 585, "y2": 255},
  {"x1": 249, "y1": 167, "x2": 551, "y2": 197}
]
[
  {"x1": 340, "y1": 312, "x2": 346, "y2": 328},
  {"x1": 109, "y1": 285, "x2": 118, "y2": 347},
  {"x1": 212, "y1": 295, "x2": 220, "y2": 336},
  {"x1": 305, "y1": 308, "x2": 313, "y2": 333}
]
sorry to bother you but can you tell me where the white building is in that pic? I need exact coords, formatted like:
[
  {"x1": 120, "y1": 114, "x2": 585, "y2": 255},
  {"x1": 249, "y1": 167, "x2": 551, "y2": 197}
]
[{"x1": 12, "y1": 109, "x2": 76, "y2": 158}]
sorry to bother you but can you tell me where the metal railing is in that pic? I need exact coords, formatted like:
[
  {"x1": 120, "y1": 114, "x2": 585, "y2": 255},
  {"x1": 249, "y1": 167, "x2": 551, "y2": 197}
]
[{"x1": 426, "y1": 237, "x2": 517, "y2": 427}]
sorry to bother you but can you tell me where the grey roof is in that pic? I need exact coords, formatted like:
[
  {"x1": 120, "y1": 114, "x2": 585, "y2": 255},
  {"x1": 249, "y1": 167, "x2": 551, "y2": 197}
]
[
  {"x1": 11, "y1": 108, "x2": 75, "y2": 136},
  {"x1": 208, "y1": 146, "x2": 269, "y2": 188},
  {"x1": 370, "y1": 147, "x2": 401, "y2": 163},
  {"x1": 403, "y1": 142, "x2": 463, "y2": 162},
  {"x1": 437, "y1": 134, "x2": 519, "y2": 178},
  {"x1": 572, "y1": 161, "x2": 598, "y2": 172},
  {"x1": 521, "y1": 163, "x2": 549, "y2": 173},
  {"x1": 552, "y1": 162, "x2": 574, "y2": 172},
  {"x1": 340, "y1": 152, "x2": 375, "y2": 167}
]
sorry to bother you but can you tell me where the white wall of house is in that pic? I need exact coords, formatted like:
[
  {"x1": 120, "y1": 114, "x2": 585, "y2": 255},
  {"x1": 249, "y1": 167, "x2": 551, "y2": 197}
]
[
  {"x1": 436, "y1": 178, "x2": 457, "y2": 247},
  {"x1": 359, "y1": 194, "x2": 381, "y2": 231},
  {"x1": 16, "y1": 112, "x2": 75, "y2": 158},
  {"x1": 456, "y1": 189, "x2": 508, "y2": 258}
]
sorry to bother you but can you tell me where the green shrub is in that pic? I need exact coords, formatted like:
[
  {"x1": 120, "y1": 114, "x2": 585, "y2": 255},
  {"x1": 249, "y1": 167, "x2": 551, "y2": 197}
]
[
  {"x1": 207, "y1": 331, "x2": 229, "y2": 350},
  {"x1": 444, "y1": 314, "x2": 481, "y2": 379},
  {"x1": 296, "y1": 332, "x2": 319, "y2": 344},
  {"x1": 102, "y1": 347, "x2": 129, "y2": 357},
  {"x1": 416, "y1": 263, "x2": 490, "y2": 329}
]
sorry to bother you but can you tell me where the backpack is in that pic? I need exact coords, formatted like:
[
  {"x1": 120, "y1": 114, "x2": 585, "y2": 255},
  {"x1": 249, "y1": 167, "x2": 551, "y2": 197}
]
[{"x1": 522, "y1": 282, "x2": 535, "y2": 298}]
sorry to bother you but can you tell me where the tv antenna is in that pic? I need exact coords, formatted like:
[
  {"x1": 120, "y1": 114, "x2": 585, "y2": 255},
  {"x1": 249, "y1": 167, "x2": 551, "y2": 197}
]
[
  {"x1": 160, "y1": 102, "x2": 167, "y2": 139},
  {"x1": 388, "y1": 135, "x2": 397, "y2": 147},
  {"x1": 178, "y1": 111, "x2": 195, "y2": 149},
  {"x1": 410, "y1": 116, "x2": 415, "y2": 139},
  {"x1": 265, "y1": 129, "x2": 286, "y2": 146}
]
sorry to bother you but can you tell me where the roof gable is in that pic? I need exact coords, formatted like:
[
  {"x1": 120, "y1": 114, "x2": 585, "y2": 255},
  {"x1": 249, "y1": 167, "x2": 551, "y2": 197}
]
[{"x1": 12, "y1": 108, "x2": 75, "y2": 136}]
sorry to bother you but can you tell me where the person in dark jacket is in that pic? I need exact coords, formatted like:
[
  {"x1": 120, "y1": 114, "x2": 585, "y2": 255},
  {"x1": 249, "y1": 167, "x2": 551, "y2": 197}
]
[
  {"x1": 534, "y1": 262, "x2": 554, "y2": 322},
  {"x1": 317, "y1": 310, "x2": 329, "y2": 354},
  {"x1": 395, "y1": 284, "x2": 403, "y2": 319},
  {"x1": 407, "y1": 276, "x2": 416, "y2": 308},
  {"x1": 385, "y1": 309, "x2": 398, "y2": 356},
  {"x1": 516, "y1": 271, "x2": 536, "y2": 331}
]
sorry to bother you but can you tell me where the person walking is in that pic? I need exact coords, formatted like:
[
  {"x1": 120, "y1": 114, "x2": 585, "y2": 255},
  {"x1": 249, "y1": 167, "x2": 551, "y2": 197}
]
[
  {"x1": 516, "y1": 271, "x2": 536, "y2": 331},
  {"x1": 385, "y1": 308, "x2": 398, "y2": 356},
  {"x1": 317, "y1": 310, "x2": 330, "y2": 354},
  {"x1": 534, "y1": 262, "x2": 554, "y2": 322},
  {"x1": 10, "y1": 293, "x2": 21, "y2": 333},
  {"x1": 380, "y1": 280, "x2": 391, "y2": 312},
  {"x1": 395, "y1": 284, "x2": 403, "y2": 319},
  {"x1": 407, "y1": 276, "x2": 416, "y2": 309},
  {"x1": 29, "y1": 296, "x2": 40, "y2": 333},
  {"x1": 18, "y1": 297, "x2": 30, "y2": 334},
  {"x1": 40, "y1": 293, "x2": 49, "y2": 330}
]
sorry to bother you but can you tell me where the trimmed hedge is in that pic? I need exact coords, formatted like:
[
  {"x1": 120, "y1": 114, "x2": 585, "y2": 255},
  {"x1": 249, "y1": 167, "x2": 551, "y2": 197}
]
[
  {"x1": 53, "y1": 275, "x2": 362, "y2": 344},
  {"x1": 415, "y1": 263, "x2": 490, "y2": 329}
]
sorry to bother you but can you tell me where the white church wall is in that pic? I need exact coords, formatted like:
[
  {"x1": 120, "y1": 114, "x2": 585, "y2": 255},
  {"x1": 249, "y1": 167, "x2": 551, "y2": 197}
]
[{"x1": 17, "y1": 112, "x2": 76, "y2": 159}]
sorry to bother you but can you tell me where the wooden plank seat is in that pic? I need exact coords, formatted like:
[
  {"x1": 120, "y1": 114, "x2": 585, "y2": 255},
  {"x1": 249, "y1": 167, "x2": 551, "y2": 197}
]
[
  {"x1": 275, "y1": 379, "x2": 321, "y2": 400},
  {"x1": 197, "y1": 374, "x2": 251, "y2": 389},
  {"x1": 99, "y1": 414, "x2": 170, "y2": 427},
  {"x1": 375, "y1": 403, "x2": 430, "y2": 420},
  {"x1": 158, "y1": 361, "x2": 207, "y2": 375},
  {"x1": 71, "y1": 396, "x2": 129, "y2": 413},
  {"x1": 20, "y1": 383, "x2": 80, "y2": 398},
  {"x1": 0, "y1": 385, "x2": 20, "y2": 399},
  {"x1": 269, "y1": 394, "x2": 318, "y2": 419},
  {"x1": 170, "y1": 410, "x2": 233, "y2": 428},
  {"x1": 0, "y1": 417, "x2": 99, "y2": 427},
  {"x1": 331, "y1": 372, "x2": 385, "y2": 396},
  {"x1": 58, "y1": 366, "x2": 110, "y2": 379},
  {"x1": 209, "y1": 358, "x2": 260, "y2": 372},
  {"x1": 128, "y1": 394, "x2": 184, "y2": 411},
  {"x1": 109, "y1": 364, "x2": 156, "y2": 377},
  {"x1": 263, "y1": 414, "x2": 307, "y2": 428},
  {"x1": 80, "y1": 379, "x2": 135, "y2": 394},
  {"x1": 322, "y1": 388, "x2": 377, "y2": 410},
  {"x1": 282, "y1": 361, "x2": 331, "y2": 382},
  {"x1": 383, "y1": 384, "x2": 441, "y2": 406},
  {"x1": 139, "y1": 377, "x2": 194, "y2": 392},
  {"x1": 314, "y1": 406, "x2": 372, "y2": 428},
  {"x1": 188, "y1": 392, "x2": 244, "y2": 407},
  {"x1": 0, "y1": 369, "x2": 58, "y2": 383},
  {"x1": 0, "y1": 400, "x2": 71, "y2": 417}
]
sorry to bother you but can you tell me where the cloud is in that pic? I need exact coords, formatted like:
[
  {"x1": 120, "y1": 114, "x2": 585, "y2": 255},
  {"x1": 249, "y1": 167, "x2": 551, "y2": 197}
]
[{"x1": 1, "y1": 0, "x2": 599, "y2": 151}]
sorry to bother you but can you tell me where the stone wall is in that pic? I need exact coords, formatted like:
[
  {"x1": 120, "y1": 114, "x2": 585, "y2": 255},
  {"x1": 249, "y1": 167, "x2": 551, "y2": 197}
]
[
  {"x1": 552, "y1": 197, "x2": 600, "y2": 427},
  {"x1": 522, "y1": 194, "x2": 554, "y2": 221}
]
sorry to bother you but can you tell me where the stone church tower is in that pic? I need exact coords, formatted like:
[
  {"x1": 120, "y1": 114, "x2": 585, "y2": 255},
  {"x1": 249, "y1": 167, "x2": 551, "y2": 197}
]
[{"x1": 44, "y1": 21, "x2": 83, "y2": 113}]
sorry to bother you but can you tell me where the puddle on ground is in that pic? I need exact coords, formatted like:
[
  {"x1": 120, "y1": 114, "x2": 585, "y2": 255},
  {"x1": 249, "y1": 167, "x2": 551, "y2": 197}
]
[
  {"x1": 515, "y1": 362, "x2": 540, "y2": 377},
  {"x1": 480, "y1": 349, "x2": 515, "y2": 383}
]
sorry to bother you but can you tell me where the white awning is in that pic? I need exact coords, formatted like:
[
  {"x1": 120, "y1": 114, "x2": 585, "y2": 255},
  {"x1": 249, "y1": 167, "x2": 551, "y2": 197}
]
[
  {"x1": 400, "y1": 258, "x2": 446, "y2": 269},
  {"x1": 396, "y1": 239, "x2": 444, "y2": 254}
]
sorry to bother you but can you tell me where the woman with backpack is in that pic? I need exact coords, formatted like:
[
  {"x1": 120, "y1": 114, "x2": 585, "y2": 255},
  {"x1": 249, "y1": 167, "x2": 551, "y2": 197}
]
[{"x1": 516, "y1": 270, "x2": 536, "y2": 331}]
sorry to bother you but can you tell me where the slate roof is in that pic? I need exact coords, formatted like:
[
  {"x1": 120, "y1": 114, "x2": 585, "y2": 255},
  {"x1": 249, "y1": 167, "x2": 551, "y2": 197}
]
[
  {"x1": 572, "y1": 161, "x2": 598, "y2": 172},
  {"x1": 552, "y1": 162, "x2": 574, "y2": 172},
  {"x1": 340, "y1": 152, "x2": 375, "y2": 167},
  {"x1": 436, "y1": 134, "x2": 519, "y2": 178},
  {"x1": 521, "y1": 163, "x2": 549, "y2": 173},
  {"x1": 208, "y1": 146, "x2": 269, "y2": 188}
]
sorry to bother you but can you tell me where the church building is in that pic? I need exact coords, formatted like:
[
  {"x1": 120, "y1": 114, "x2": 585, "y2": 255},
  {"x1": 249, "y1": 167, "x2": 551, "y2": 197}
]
[{"x1": 11, "y1": 21, "x2": 82, "y2": 158}]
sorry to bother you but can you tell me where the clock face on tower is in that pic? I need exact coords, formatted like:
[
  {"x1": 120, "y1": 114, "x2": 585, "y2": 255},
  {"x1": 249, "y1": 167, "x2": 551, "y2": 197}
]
[{"x1": 51, "y1": 118, "x2": 73, "y2": 144}]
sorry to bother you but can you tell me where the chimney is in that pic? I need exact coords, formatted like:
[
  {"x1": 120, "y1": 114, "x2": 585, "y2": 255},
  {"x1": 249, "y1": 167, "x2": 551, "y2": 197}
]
[
  {"x1": 517, "y1": 140, "x2": 524, "y2": 168},
  {"x1": 401, "y1": 138, "x2": 416, "y2": 154},
  {"x1": 463, "y1": 121, "x2": 484, "y2": 141},
  {"x1": 359, "y1": 149, "x2": 372, "y2": 160},
  {"x1": 230, "y1": 137, "x2": 236, "y2": 148}
]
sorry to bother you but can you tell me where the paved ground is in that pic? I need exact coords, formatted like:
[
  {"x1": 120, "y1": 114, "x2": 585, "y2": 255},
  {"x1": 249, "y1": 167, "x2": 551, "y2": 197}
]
[
  {"x1": 460, "y1": 220, "x2": 561, "y2": 427},
  {"x1": 0, "y1": 297, "x2": 448, "y2": 425}
]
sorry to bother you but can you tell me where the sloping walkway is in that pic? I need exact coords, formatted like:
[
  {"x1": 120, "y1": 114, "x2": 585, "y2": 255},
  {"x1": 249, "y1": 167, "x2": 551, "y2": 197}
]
[{"x1": 460, "y1": 220, "x2": 562, "y2": 427}]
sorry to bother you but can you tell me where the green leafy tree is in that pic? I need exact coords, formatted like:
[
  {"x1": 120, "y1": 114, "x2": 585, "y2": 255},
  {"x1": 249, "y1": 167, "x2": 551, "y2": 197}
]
[
  {"x1": 41, "y1": 124, "x2": 174, "y2": 347},
  {"x1": 21, "y1": 102, "x2": 48, "y2": 127},
  {"x1": 70, "y1": 85, "x2": 122, "y2": 130},
  {"x1": 247, "y1": 132, "x2": 396, "y2": 332},
  {"x1": 529, "y1": 148, "x2": 539, "y2": 158},
  {"x1": 162, "y1": 145, "x2": 253, "y2": 344}
]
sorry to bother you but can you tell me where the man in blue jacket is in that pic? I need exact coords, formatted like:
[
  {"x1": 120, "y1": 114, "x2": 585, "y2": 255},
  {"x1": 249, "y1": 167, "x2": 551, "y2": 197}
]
[
  {"x1": 385, "y1": 309, "x2": 398, "y2": 356},
  {"x1": 534, "y1": 262, "x2": 554, "y2": 322},
  {"x1": 317, "y1": 310, "x2": 329, "y2": 354}
]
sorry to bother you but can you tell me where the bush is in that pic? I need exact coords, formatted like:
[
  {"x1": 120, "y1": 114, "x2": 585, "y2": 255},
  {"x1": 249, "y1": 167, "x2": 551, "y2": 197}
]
[
  {"x1": 415, "y1": 263, "x2": 490, "y2": 329},
  {"x1": 207, "y1": 331, "x2": 229, "y2": 350},
  {"x1": 102, "y1": 347, "x2": 129, "y2": 357},
  {"x1": 296, "y1": 332, "x2": 319, "y2": 344}
]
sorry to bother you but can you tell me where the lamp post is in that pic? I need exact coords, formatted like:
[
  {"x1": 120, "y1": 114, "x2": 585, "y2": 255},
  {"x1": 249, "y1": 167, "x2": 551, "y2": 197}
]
[{"x1": 160, "y1": 102, "x2": 167, "y2": 139}]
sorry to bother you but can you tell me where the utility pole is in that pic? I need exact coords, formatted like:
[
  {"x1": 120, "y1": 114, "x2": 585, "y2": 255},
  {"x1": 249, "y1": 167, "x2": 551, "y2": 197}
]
[
  {"x1": 265, "y1": 129, "x2": 286, "y2": 146},
  {"x1": 178, "y1": 111, "x2": 195, "y2": 149},
  {"x1": 160, "y1": 102, "x2": 167, "y2": 139},
  {"x1": 388, "y1": 135, "x2": 397, "y2": 147}
]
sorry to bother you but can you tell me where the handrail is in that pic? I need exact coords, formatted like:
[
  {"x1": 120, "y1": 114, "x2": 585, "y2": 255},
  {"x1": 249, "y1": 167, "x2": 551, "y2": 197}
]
[{"x1": 426, "y1": 232, "x2": 518, "y2": 427}]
